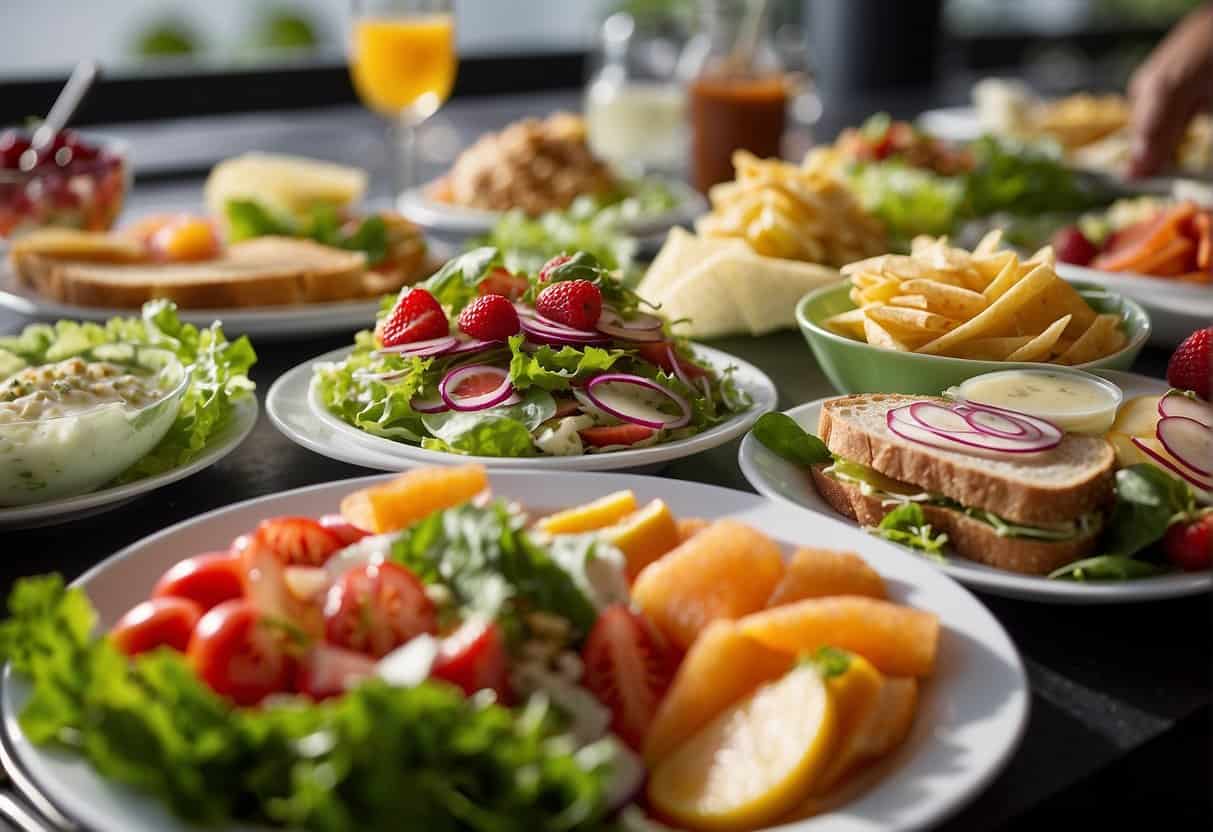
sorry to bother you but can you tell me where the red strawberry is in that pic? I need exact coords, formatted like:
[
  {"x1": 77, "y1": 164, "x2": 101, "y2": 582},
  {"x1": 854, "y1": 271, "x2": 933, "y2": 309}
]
[
  {"x1": 1167, "y1": 327, "x2": 1212, "y2": 400},
  {"x1": 535, "y1": 280, "x2": 602, "y2": 330},
  {"x1": 1164, "y1": 514, "x2": 1212, "y2": 572},
  {"x1": 378, "y1": 287, "x2": 448, "y2": 347},
  {"x1": 538, "y1": 254, "x2": 572, "y2": 283},
  {"x1": 579, "y1": 424, "x2": 655, "y2": 447},
  {"x1": 458, "y1": 294, "x2": 521, "y2": 341},
  {"x1": 478, "y1": 267, "x2": 530, "y2": 300}
]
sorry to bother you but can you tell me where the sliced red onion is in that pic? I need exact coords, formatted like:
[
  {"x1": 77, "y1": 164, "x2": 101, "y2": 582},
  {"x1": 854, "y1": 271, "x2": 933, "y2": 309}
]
[
  {"x1": 698, "y1": 376, "x2": 713, "y2": 408},
  {"x1": 584, "y1": 373, "x2": 691, "y2": 430},
  {"x1": 1132, "y1": 436, "x2": 1213, "y2": 492},
  {"x1": 439, "y1": 365, "x2": 517, "y2": 412},
  {"x1": 521, "y1": 316, "x2": 610, "y2": 347},
  {"x1": 601, "y1": 306, "x2": 662, "y2": 330},
  {"x1": 597, "y1": 308, "x2": 665, "y2": 342},
  {"x1": 410, "y1": 394, "x2": 448, "y2": 414},
  {"x1": 668, "y1": 344, "x2": 694, "y2": 388},
  {"x1": 887, "y1": 401, "x2": 1062, "y2": 455},
  {"x1": 356, "y1": 368, "x2": 411, "y2": 383},
  {"x1": 1156, "y1": 416, "x2": 1211, "y2": 476},
  {"x1": 513, "y1": 303, "x2": 536, "y2": 319},
  {"x1": 373, "y1": 335, "x2": 457, "y2": 358},
  {"x1": 1158, "y1": 390, "x2": 1213, "y2": 428},
  {"x1": 528, "y1": 313, "x2": 605, "y2": 340},
  {"x1": 446, "y1": 337, "x2": 499, "y2": 356}
]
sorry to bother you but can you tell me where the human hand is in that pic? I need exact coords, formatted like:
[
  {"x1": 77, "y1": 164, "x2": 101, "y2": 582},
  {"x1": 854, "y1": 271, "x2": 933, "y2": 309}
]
[{"x1": 1128, "y1": 2, "x2": 1213, "y2": 177}]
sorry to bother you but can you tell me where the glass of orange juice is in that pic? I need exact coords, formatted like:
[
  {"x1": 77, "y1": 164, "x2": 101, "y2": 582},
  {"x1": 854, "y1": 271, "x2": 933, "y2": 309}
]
[{"x1": 349, "y1": 0, "x2": 457, "y2": 195}]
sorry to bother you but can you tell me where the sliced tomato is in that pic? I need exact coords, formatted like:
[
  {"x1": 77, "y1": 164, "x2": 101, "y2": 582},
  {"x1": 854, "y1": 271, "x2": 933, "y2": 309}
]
[
  {"x1": 255, "y1": 517, "x2": 344, "y2": 567},
  {"x1": 319, "y1": 513, "x2": 371, "y2": 546},
  {"x1": 579, "y1": 424, "x2": 656, "y2": 448},
  {"x1": 294, "y1": 644, "x2": 378, "y2": 700},
  {"x1": 430, "y1": 619, "x2": 510, "y2": 702},
  {"x1": 152, "y1": 551, "x2": 245, "y2": 612},
  {"x1": 233, "y1": 532, "x2": 324, "y2": 638},
  {"x1": 634, "y1": 341, "x2": 709, "y2": 380},
  {"x1": 453, "y1": 370, "x2": 508, "y2": 398},
  {"x1": 478, "y1": 267, "x2": 530, "y2": 300},
  {"x1": 188, "y1": 600, "x2": 294, "y2": 706},
  {"x1": 323, "y1": 562, "x2": 437, "y2": 658},
  {"x1": 110, "y1": 597, "x2": 203, "y2": 657},
  {"x1": 581, "y1": 605, "x2": 675, "y2": 750}
]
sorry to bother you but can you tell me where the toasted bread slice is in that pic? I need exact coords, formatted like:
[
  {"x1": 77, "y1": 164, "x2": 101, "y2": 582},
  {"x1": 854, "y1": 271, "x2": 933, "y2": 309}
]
[
  {"x1": 819, "y1": 394, "x2": 1115, "y2": 526},
  {"x1": 8, "y1": 236, "x2": 407, "y2": 309},
  {"x1": 9, "y1": 228, "x2": 147, "y2": 263},
  {"x1": 810, "y1": 466, "x2": 1099, "y2": 575}
]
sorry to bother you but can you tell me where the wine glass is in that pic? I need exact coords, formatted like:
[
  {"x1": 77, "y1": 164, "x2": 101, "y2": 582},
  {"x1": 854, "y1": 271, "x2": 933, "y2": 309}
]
[{"x1": 348, "y1": 0, "x2": 457, "y2": 197}]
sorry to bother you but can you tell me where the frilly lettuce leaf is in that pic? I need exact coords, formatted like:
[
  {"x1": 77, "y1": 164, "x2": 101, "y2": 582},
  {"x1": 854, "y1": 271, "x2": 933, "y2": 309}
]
[
  {"x1": 420, "y1": 389, "x2": 556, "y2": 457},
  {"x1": 507, "y1": 335, "x2": 627, "y2": 392}
]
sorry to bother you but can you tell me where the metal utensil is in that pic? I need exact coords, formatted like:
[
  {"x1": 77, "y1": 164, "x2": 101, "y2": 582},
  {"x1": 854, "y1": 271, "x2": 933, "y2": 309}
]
[
  {"x1": 0, "y1": 727, "x2": 74, "y2": 831},
  {"x1": 18, "y1": 59, "x2": 100, "y2": 172},
  {"x1": 0, "y1": 792, "x2": 54, "y2": 832}
]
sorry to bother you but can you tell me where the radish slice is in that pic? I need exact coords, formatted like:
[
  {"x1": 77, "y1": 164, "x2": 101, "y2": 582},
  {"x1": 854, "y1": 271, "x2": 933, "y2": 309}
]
[
  {"x1": 1156, "y1": 416, "x2": 1212, "y2": 476},
  {"x1": 584, "y1": 373, "x2": 691, "y2": 430},
  {"x1": 439, "y1": 365, "x2": 517, "y2": 412},
  {"x1": 887, "y1": 401, "x2": 1062, "y2": 455},
  {"x1": 1158, "y1": 390, "x2": 1213, "y2": 428},
  {"x1": 597, "y1": 309, "x2": 665, "y2": 342},
  {"x1": 374, "y1": 335, "x2": 457, "y2": 358},
  {"x1": 410, "y1": 394, "x2": 448, "y2": 414},
  {"x1": 1132, "y1": 436, "x2": 1213, "y2": 491}
]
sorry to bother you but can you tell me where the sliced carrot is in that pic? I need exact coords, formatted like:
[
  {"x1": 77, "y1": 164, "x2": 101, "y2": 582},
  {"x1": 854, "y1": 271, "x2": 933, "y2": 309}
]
[
  {"x1": 1093, "y1": 202, "x2": 1196, "y2": 272},
  {"x1": 1193, "y1": 211, "x2": 1211, "y2": 270},
  {"x1": 1177, "y1": 270, "x2": 1213, "y2": 284},
  {"x1": 1131, "y1": 236, "x2": 1196, "y2": 276}
]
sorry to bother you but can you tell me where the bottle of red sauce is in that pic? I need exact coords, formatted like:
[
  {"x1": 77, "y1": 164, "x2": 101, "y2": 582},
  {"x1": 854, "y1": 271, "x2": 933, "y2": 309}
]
[{"x1": 682, "y1": 0, "x2": 788, "y2": 193}]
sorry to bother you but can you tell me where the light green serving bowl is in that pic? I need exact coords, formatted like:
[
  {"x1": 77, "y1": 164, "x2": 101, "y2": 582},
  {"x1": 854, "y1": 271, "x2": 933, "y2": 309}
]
[{"x1": 796, "y1": 280, "x2": 1151, "y2": 395}]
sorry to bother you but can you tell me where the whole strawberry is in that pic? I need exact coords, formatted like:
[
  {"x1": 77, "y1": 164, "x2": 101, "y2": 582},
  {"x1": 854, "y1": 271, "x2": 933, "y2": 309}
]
[
  {"x1": 458, "y1": 294, "x2": 521, "y2": 341},
  {"x1": 535, "y1": 279, "x2": 602, "y2": 330},
  {"x1": 1164, "y1": 513, "x2": 1212, "y2": 572},
  {"x1": 1167, "y1": 327, "x2": 1212, "y2": 401},
  {"x1": 377, "y1": 287, "x2": 448, "y2": 347}
]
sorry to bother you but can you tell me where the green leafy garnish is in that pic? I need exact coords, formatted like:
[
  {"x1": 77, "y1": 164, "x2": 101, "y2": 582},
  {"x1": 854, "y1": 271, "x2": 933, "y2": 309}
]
[
  {"x1": 225, "y1": 199, "x2": 387, "y2": 264},
  {"x1": 508, "y1": 336, "x2": 626, "y2": 392},
  {"x1": 420, "y1": 389, "x2": 556, "y2": 457},
  {"x1": 805, "y1": 646, "x2": 853, "y2": 679},
  {"x1": 1102, "y1": 464, "x2": 1201, "y2": 557},
  {"x1": 1048, "y1": 555, "x2": 1164, "y2": 581},
  {"x1": 752, "y1": 413, "x2": 833, "y2": 466},
  {"x1": 871, "y1": 504, "x2": 949, "y2": 560},
  {"x1": 422, "y1": 247, "x2": 504, "y2": 312},
  {"x1": 474, "y1": 203, "x2": 640, "y2": 283}
]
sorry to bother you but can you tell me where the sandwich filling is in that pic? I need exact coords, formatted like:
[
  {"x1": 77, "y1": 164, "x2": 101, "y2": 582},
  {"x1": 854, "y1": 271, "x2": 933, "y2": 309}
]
[{"x1": 823, "y1": 458, "x2": 1103, "y2": 542}]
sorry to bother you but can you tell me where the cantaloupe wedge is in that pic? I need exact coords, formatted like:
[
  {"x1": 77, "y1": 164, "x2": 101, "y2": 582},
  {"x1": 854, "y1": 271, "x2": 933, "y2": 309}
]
[
  {"x1": 535, "y1": 490, "x2": 637, "y2": 535},
  {"x1": 632, "y1": 520, "x2": 785, "y2": 650},
  {"x1": 339, "y1": 465, "x2": 488, "y2": 533},
  {"x1": 644, "y1": 621, "x2": 792, "y2": 764},
  {"x1": 601, "y1": 499, "x2": 682, "y2": 580},
  {"x1": 676, "y1": 517, "x2": 710, "y2": 543},
  {"x1": 739, "y1": 596, "x2": 939, "y2": 678},
  {"x1": 767, "y1": 548, "x2": 887, "y2": 607}
]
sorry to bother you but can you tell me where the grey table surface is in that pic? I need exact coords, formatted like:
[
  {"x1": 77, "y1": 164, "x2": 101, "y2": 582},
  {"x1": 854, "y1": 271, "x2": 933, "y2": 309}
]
[{"x1": 1, "y1": 89, "x2": 1209, "y2": 830}]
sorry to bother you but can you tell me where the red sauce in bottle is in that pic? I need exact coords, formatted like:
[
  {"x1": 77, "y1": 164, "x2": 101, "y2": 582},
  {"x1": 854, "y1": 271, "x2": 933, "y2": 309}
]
[{"x1": 689, "y1": 75, "x2": 788, "y2": 192}]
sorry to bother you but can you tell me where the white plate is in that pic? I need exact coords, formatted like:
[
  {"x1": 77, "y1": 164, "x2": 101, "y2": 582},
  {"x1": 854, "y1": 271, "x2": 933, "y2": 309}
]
[
  {"x1": 1058, "y1": 263, "x2": 1212, "y2": 348},
  {"x1": 2, "y1": 470, "x2": 1028, "y2": 832},
  {"x1": 397, "y1": 178, "x2": 707, "y2": 240},
  {"x1": 0, "y1": 396, "x2": 257, "y2": 530},
  {"x1": 267, "y1": 344, "x2": 778, "y2": 473},
  {"x1": 738, "y1": 370, "x2": 1212, "y2": 604}
]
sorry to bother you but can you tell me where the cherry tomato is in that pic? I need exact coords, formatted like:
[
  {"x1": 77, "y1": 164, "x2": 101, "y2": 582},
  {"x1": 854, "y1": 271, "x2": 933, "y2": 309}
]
[
  {"x1": 1164, "y1": 514, "x2": 1213, "y2": 572},
  {"x1": 188, "y1": 600, "x2": 294, "y2": 706},
  {"x1": 319, "y1": 513, "x2": 372, "y2": 546},
  {"x1": 294, "y1": 644, "x2": 378, "y2": 700},
  {"x1": 478, "y1": 266, "x2": 531, "y2": 299},
  {"x1": 152, "y1": 551, "x2": 245, "y2": 612},
  {"x1": 110, "y1": 597, "x2": 202, "y2": 656},
  {"x1": 255, "y1": 517, "x2": 344, "y2": 567},
  {"x1": 323, "y1": 562, "x2": 436, "y2": 658},
  {"x1": 430, "y1": 619, "x2": 510, "y2": 702},
  {"x1": 581, "y1": 605, "x2": 675, "y2": 750}
]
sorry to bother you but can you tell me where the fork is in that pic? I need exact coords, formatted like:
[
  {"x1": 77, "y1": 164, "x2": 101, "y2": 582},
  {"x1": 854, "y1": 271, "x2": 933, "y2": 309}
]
[{"x1": 0, "y1": 712, "x2": 76, "y2": 832}]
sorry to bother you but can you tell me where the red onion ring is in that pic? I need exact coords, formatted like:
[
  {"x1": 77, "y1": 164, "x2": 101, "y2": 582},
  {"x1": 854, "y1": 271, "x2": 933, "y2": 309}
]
[
  {"x1": 1156, "y1": 416, "x2": 1212, "y2": 476},
  {"x1": 887, "y1": 401, "x2": 1062, "y2": 455},
  {"x1": 446, "y1": 337, "x2": 499, "y2": 356},
  {"x1": 373, "y1": 335, "x2": 458, "y2": 358},
  {"x1": 597, "y1": 309, "x2": 665, "y2": 342},
  {"x1": 521, "y1": 316, "x2": 611, "y2": 346},
  {"x1": 439, "y1": 365, "x2": 517, "y2": 412},
  {"x1": 584, "y1": 373, "x2": 691, "y2": 430},
  {"x1": 410, "y1": 394, "x2": 449, "y2": 414}
]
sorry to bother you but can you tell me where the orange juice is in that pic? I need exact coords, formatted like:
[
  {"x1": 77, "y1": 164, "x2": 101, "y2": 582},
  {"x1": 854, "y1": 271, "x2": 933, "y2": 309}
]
[{"x1": 350, "y1": 15, "x2": 456, "y2": 118}]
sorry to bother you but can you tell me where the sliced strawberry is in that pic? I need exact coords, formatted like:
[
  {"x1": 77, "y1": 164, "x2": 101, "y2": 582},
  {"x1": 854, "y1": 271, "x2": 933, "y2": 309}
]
[
  {"x1": 581, "y1": 605, "x2": 675, "y2": 749},
  {"x1": 478, "y1": 267, "x2": 530, "y2": 300},
  {"x1": 458, "y1": 294, "x2": 521, "y2": 341},
  {"x1": 378, "y1": 287, "x2": 449, "y2": 347},
  {"x1": 255, "y1": 517, "x2": 345, "y2": 567},
  {"x1": 634, "y1": 341, "x2": 709, "y2": 380},
  {"x1": 579, "y1": 424, "x2": 656, "y2": 447}
]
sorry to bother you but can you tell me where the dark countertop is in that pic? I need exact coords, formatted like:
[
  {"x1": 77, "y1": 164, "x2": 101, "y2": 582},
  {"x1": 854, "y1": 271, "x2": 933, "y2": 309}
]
[{"x1": 1, "y1": 88, "x2": 1210, "y2": 830}]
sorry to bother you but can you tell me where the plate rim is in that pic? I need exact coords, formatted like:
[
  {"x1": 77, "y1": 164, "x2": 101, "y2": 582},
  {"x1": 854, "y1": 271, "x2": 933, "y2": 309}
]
[
  {"x1": 737, "y1": 374, "x2": 1212, "y2": 604},
  {"x1": 3, "y1": 469, "x2": 1030, "y2": 832},
  {"x1": 267, "y1": 343, "x2": 778, "y2": 471}
]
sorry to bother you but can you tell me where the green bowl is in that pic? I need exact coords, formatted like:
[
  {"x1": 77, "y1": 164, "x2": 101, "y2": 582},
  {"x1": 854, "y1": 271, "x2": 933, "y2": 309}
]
[{"x1": 796, "y1": 279, "x2": 1151, "y2": 395}]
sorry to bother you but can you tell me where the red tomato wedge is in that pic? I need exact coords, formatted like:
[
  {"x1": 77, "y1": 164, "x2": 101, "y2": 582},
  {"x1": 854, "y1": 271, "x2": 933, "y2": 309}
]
[
  {"x1": 634, "y1": 341, "x2": 709, "y2": 380},
  {"x1": 255, "y1": 517, "x2": 344, "y2": 567},
  {"x1": 110, "y1": 597, "x2": 202, "y2": 657},
  {"x1": 581, "y1": 605, "x2": 675, "y2": 750},
  {"x1": 295, "y1": 644, "x2": 378, "y2": 700},
  {"x1": 478, "y1": 267, "x2": 530, "y2": 300},
  {"x1": 430, "y1": 618, "x2": 511, "y2": 702},
  {"x1": 188, "y1": 600, "x2": 294, "y2": 706},
  {"x1": 319, "y1": 513, "x2": 372, "y2": 546},
  {"x1": 579, "y1": 424, "x2": 656, "y2": 448},
  {"x1": 153, "y1": 551, "x2": 245, "y2": 612},
  {"x1": 323, "y1": 562, "x2": 437, "y2": 658},
  {"x1": 233, "y1": 533, "x2": 324, "y2": 639}
]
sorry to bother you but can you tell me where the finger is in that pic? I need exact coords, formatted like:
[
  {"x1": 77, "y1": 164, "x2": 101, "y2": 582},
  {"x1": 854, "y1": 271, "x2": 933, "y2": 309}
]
[{"x1": 1129, "y1": 78, "x2": 1197, "y2": 177}]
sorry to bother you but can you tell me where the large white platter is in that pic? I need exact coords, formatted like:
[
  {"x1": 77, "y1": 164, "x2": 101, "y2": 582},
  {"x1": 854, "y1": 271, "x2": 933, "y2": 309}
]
[
  {"x1": 738, "y1": 370, "x2": 1212, "y2": 604},
  {"x1": 1057, "y1": 263, "x2": 1212, "y2": 349},
  {"x1": 3, "y1": 470, "x2": 1028, "y2": 832},
  {"x1": 266, "y1": 344, "x2": 778, "y2": 473},
  {"x1": 0, "y1": 396, "x2": 257, "y2": 530}
]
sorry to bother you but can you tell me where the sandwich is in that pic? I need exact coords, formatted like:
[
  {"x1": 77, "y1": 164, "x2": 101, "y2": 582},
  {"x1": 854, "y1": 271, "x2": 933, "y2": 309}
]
[{"x1": 809, "y1": 394, "x2": 1116, "y2": 575}]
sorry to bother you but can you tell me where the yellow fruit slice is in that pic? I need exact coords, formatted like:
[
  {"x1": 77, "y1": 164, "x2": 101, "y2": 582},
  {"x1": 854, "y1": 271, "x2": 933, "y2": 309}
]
[
  {"x1": 602, "y1": 499, "x2": 681, "y2": 580},
  {"x1": 340, "y1": 465, "x2": 488, "y2": 533},
  {"x1": 813, "y1": 652, "x2": 888, "y2": 792},
  {"x1": 647, "y1": 663, "x2": 837, "y2": 831},
  {"x1": 1111, "y1": 394, "x2": 1161, "y2": 437},
  {"x1": 767, "y1": 548, "x2": 887, "y2": 607},
  {"x1": 535, "y1": 490, "x2": 637, "y2": 535}
]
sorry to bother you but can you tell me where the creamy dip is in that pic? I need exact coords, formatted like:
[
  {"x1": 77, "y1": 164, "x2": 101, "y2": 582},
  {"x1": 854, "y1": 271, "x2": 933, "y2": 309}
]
[
  {"x1": 953, "y1": 369, "x2": 1123, "y2": 434},
  {"x1": 0, "y1": 358, "x2": 164, "y2": 423}
]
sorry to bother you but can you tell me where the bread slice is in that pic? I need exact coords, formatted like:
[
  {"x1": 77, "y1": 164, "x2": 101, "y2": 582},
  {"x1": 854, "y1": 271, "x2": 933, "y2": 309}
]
[
  {"x1": 9, "y1": 236, "x2": 401, "y2": 309},
  {"x1": 810, "y1": 466, "x2": 1099, "y2": 575},
  {"x1": 819, "y1": 394, "x2": 1115, "y2": 525}
]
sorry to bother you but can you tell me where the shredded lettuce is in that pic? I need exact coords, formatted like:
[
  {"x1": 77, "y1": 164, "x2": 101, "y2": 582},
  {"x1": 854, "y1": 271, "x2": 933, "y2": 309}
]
[
  {"x1": 871, "y1": 504, "x2": 949, "y2": 560},
  {"x1": 0, "y1": 301, "x2": 256, "y2": 483}
]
